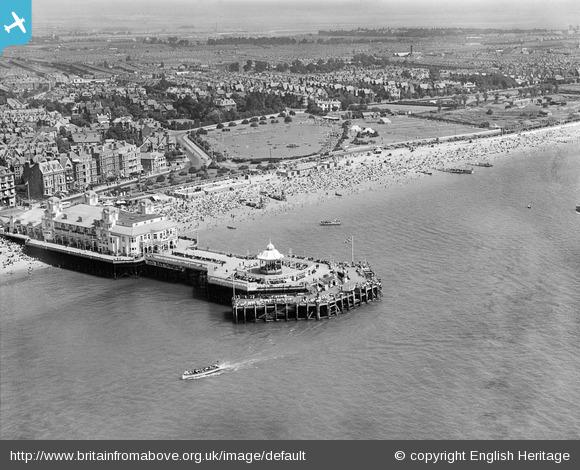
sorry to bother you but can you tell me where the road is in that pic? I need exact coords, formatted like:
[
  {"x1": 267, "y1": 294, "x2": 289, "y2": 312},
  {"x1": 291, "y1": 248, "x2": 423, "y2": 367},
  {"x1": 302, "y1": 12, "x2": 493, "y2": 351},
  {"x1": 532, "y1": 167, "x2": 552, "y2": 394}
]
[{"x1": 170, "y1": 130, "x2": 212, "y2": 169}]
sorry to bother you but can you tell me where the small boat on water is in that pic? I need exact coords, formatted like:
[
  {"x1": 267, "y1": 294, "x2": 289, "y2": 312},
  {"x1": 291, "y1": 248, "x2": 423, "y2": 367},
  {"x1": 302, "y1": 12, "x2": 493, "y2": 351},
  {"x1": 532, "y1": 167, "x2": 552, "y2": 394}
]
[
  {"x1": 440, "y1": 168, "x2": 474, "y2": 174},
  {"x1": 227, "y1": 226, "x2": 237, "y2": 230},
  {"x1": 418, "y1": 170, "x2": 433, "y2": 175},
  {"x1": 576, "y1": 205, "x2": 580, "y2": 214},
  {"x1": 335, "y1": 192, "x2": 343, "y2": 197},
  {"x1": 527, "y1": 202, "x2": 532, "y2": 209},
  {"x1": 468, "y1": 162, "x2": 493, "y2": 168},
  {"x1": 182, "y1": 363, "x2": 225, "y2": 380},
  {"x1": 320, "y1": 218, "x2": 342, "y2": 226}
]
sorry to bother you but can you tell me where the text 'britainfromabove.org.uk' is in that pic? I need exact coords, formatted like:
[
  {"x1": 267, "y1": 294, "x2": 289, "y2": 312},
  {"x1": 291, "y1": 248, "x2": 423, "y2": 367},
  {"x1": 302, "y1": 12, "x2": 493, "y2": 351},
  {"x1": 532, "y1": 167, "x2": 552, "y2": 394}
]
[{"x1": 10, "y1": 449, "x2": 307, "y2": 464}]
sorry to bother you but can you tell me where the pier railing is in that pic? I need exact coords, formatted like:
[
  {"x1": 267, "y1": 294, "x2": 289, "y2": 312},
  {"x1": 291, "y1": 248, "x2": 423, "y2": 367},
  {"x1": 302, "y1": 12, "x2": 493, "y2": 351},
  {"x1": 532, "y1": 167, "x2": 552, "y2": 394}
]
[{"x1": 145, "y1": 253, "x2": 208, "y2": 271}]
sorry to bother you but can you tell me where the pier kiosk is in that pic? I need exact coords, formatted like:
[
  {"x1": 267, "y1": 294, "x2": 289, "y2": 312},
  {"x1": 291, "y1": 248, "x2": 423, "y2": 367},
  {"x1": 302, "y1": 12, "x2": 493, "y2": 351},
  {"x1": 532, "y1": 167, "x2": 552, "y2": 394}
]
[{"x1": 258, "y1": 242, "x2": 284, "y2": 274}]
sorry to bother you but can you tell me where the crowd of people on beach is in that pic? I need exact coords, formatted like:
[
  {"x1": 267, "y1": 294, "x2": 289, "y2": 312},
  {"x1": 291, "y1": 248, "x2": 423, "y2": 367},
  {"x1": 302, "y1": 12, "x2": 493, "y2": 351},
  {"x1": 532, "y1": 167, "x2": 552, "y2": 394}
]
[
  {"x1": 2, "y1": 123, "x2": 577, "y2": 275},
  {"x1": 0, "y1": 237, "x2": 42, "y2": 276},
  {"x1": 157, "y1": 123, "x2": 580, "y2": 236}
]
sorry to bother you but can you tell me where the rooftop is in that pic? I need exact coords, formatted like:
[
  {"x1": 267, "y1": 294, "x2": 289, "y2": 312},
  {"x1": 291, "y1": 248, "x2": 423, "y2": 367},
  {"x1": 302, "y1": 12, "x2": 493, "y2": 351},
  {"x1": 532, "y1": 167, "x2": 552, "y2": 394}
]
[
  {"x1": 111, "y1": 219, "x2": 175, "y2": 237},
  {"x1": 54, "y1": 204, "x2": 102, "y2": 228},
  {"x1": 117, "y1": 210, "x2": 162, "y2": 226}
]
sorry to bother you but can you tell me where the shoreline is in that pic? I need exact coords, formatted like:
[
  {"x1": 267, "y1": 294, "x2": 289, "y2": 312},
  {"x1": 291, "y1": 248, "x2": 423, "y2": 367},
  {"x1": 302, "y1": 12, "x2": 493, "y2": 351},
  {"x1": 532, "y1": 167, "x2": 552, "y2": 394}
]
[
  {"x1": 1, "y1": 122, "x2": 578, "y2": 275},
  {"x1": 171, "y1": 122, "x2": 580, "y2": 237},
  {"x1": 0, "y1": 237, "x2": 49, "y2": 278}
]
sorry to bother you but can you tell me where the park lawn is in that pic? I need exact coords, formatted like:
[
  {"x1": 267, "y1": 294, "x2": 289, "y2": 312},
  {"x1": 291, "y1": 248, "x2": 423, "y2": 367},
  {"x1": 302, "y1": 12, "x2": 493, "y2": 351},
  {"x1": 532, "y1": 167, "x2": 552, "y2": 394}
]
[
  {"x1": 431, "y1": 98, "x2": 580, "y2": 128},
  {"x1": 204, "y1": 114, "x2": 341, "y2": 160},
  {"x1": 346, "y1": 115, "x2": 479, "y2": 147}
]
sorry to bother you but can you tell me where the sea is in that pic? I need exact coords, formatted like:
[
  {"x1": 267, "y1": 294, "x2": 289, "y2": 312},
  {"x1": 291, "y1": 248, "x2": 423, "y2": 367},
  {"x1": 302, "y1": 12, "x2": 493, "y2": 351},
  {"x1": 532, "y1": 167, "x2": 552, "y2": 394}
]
[{"x1": 1, "y1": 145, "x2": 579, "y2": 440}]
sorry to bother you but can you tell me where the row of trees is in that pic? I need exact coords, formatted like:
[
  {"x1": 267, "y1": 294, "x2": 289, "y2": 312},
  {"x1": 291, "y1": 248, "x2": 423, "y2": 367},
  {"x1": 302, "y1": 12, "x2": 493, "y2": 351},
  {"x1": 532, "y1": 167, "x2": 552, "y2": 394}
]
[
  {"x1": 318, "y1": 27, "x2": 548, "y2": 37},
  {"x1": 173, "y1": 92, "x2": 299, "y2": 125},
  {"x1": 208, "y1": 36, "x2": 298, "y2": 46}
]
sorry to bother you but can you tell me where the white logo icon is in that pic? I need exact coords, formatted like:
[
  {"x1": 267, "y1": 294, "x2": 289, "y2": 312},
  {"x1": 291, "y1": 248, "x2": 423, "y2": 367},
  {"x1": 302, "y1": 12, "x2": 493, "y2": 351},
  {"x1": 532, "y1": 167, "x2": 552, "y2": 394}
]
[{"x1": 4, "y1": 12, "x2": 26, "y2": 34}]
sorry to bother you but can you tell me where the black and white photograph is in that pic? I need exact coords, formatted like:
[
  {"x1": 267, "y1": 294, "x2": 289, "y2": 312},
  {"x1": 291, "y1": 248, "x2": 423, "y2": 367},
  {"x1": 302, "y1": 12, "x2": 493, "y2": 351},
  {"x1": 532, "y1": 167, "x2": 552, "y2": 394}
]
[{"x1": 1, "y1": 0, "x2": 579, "y2": 457}]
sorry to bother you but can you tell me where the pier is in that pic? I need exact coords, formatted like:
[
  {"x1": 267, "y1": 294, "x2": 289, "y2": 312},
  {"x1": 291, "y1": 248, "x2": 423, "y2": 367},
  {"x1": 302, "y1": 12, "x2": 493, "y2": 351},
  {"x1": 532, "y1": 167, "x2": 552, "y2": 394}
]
[
  {"x1": 1, "y1": 232, "x2": 382, "y2": 322},
  {"x1": 232, "y1": 282, "x2": 382, "y2": 323}
]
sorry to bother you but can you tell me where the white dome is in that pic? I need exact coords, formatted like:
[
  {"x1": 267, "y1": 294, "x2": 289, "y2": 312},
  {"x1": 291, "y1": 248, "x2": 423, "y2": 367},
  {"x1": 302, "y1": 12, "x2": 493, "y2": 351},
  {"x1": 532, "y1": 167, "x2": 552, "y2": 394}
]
[{"x1": 258, "y1": 242, "x2": 284, "y2": 261}]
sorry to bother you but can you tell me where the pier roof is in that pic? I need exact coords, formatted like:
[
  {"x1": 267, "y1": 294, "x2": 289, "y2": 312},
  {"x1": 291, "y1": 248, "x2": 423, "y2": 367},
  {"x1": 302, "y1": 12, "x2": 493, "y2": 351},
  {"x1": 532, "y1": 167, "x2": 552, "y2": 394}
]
[
  {"x1": 257, "y1": 242, "x2": 284, "y2": 261},
  {"x1": 54, "y1": 204, "x2": 102, "y2": 228},
  {"x1": 111, "y1": 219, "x2": 175, "y2": 236},
  {"x1": 117, "y1": 210, "x2": 161, "y2": 225}
]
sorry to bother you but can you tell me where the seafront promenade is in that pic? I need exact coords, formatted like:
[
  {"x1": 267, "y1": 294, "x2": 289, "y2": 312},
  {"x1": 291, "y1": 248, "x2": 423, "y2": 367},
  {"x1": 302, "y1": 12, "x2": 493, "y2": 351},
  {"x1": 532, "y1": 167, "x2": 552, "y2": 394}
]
[
  {"x1": 161, "y1": 121, "x2": 580, "y2": 236},
  {"x1": 2, "y1": 121, "x2": 578, "y2": 281}
]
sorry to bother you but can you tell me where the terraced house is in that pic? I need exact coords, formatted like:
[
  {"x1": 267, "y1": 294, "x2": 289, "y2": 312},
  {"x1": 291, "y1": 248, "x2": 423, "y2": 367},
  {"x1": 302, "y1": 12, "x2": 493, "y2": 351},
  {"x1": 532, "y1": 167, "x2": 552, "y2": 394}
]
[
  {"x1": 22, "y1": 159, "x2": 67, "y2": 198},
  {"x1": 0, "y1": 166, "x2": 16, "y2": 207}
]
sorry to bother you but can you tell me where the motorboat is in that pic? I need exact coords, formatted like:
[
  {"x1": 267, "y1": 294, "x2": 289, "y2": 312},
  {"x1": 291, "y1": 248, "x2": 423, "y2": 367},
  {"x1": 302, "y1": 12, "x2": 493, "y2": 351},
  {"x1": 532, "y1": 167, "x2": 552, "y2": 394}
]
[
  {"x1": 444, "y1": 168, "x2": 474, "y2": 174},
  {"x1": 468, "y1": 162, "x2": 493, "y2": 167},
  {"x1": 181, "y1": 363, "x2": 225, "y2": 380},
  {"x1": 320, "y1": 218, "x2": 341, "y2": 226}
]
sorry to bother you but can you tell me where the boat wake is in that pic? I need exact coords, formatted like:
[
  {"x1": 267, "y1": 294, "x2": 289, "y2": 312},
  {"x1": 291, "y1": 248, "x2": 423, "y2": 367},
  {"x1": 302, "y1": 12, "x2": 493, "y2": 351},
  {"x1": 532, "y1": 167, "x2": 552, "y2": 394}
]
[
  {"x1": 222, "y1": 353, "x2": 288, "y2": 372},
  {"x1": 183, "y1": 351, "x2": 290, "y2": 381}
]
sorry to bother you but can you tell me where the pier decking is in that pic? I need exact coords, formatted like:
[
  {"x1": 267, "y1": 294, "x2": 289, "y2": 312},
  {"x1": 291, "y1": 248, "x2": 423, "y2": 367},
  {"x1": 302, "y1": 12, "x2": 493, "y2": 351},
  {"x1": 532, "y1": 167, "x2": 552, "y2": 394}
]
[
  {"x1": 232, "y1": 281, "x2": 382, "y2": 323},
  {"x1": 2, "y1": 232, "x2": 382, "y2": 322}
]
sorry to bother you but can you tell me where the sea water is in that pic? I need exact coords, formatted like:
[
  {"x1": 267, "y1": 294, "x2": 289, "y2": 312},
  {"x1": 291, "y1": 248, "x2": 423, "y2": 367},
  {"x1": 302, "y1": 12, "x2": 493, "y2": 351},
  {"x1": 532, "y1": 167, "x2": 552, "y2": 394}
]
[{"x1": 1, "y1": 146, "x2": 579, "y2": 439}]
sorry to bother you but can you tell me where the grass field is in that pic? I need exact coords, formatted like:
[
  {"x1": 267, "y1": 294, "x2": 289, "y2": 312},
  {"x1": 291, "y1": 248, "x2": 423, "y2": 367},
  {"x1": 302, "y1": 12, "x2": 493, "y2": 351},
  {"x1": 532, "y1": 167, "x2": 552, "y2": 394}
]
[
  {"x1": 204, "y1": 114, "x2": 341, "y2": 160},
  {"x1": 345, "y1": 115, "x2": 478, "y2": 148},
  {"x1": 425, "y1": 98, "x2": 580, "y2": 128}
]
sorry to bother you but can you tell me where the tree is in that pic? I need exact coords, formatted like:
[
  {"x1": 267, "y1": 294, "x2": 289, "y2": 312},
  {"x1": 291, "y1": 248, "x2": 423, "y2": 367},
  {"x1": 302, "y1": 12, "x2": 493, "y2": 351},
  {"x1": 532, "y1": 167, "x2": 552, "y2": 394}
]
[
  {"x1": 254, "y1": 61, "x2": 268, "y2": 73},
  {"x1": 428, "y1": 67, "x2": 440, "y2": 81},
  {"x1": 228, "y1": 62, "x2": 240, "y2": 72},
  {"x1": 284, "y1": 116, "x2": 292, "y2": 123},
  {"x1": 275, "y1": 63, "x2": 289, "y2": 72},
  {"x1": 56, "y1": 137, "x2": 70, "y2": 153},
  {"x1": 156, "y1": 175, "x2": 166, "y2": 183},
  {"x1": 306, "y1": 101, "x2": 325, "y2": 115}
]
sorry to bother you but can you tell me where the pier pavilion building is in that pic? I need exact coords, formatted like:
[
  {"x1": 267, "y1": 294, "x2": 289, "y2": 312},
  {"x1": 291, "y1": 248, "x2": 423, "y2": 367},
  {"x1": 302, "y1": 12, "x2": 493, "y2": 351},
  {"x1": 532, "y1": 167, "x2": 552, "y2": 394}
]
[
  {"x1": 257, "y1": 242, "x2": 284, "y2": 274},
  {"x1": 38, "y1": 192, "x2": 177, "y2": 257}
]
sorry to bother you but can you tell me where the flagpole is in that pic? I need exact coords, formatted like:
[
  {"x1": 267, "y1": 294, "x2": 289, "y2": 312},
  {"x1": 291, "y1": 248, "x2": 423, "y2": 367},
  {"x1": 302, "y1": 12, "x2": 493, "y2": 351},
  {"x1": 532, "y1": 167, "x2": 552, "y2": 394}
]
[{"x1": 351, "y1": 235, "x2": 354, "y2": 264}]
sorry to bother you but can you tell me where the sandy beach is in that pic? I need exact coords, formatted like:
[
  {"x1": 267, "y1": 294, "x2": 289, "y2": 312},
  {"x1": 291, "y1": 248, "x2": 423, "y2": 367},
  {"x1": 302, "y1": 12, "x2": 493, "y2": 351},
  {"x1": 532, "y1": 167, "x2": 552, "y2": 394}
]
[
  {"x1": 0, "y1": 237, "x2": 48, "y2": 278},
  {"x1": 164, "y1": 122, "x2": 580, "y2": 236},
  {"x1": 1, "y1": 122, "x2": 578, "y2": 270}
]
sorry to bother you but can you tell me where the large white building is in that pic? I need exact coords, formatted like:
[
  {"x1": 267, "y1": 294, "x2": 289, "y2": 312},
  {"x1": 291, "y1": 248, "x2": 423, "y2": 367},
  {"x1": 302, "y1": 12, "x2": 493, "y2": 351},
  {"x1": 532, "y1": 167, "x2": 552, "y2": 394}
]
[{"x1": 41, "y1": 192, "x2": 177, "y2": 257}]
